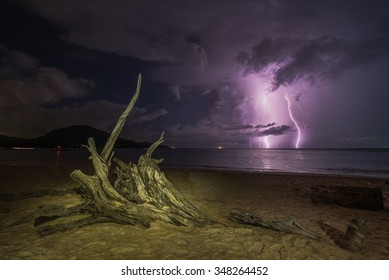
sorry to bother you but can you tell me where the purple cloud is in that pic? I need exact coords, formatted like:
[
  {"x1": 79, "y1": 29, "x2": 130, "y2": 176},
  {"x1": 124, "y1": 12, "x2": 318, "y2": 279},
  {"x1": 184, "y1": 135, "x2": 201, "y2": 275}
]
[{"x1": 248, "y1": 125, "x2": 291, "y2": 137}]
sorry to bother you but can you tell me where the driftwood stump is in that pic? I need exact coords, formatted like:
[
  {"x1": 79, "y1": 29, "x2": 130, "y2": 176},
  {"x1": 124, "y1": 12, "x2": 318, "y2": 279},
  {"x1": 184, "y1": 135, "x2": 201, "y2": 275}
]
[
  {"x1": 310, "y1": 185, "x2": 383, "y2": 211},
  {"x1": 33, "y1": 74, "x2": 213, "y2": 237},
  {"x1": 318, "y1": 214, "x2": 368, "y2": 251},
  {"x1": 338, "y1": 215, "x2": 368, "y2": 251}
]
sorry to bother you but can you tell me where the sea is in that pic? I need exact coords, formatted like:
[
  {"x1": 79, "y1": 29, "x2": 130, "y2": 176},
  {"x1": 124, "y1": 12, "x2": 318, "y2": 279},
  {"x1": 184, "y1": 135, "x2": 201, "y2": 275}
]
[{"x1": 1, "y1": 148, "x2": 389, "y2": 179}]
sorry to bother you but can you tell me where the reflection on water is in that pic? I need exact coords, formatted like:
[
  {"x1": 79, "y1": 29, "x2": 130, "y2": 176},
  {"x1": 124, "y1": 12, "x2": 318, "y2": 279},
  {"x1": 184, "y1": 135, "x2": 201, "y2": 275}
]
[
  {"x1": 56, "y1": 150, "x2": 61, "y2": 166},
  {"x1": 1, "y1": 148, "x2": 389, "y2": 178}
]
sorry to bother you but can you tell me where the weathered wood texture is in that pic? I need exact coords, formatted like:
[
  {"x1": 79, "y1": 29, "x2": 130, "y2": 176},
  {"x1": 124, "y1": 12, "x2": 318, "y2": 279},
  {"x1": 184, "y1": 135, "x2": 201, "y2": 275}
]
[
  {"x1": 338, "y1": 215, "x2": 368, "y2": 251},
  {"x1": 310, "y1": 185, "x2": 383, "y2": 211},
  {"x1": 229, "y1": 209, "x2": 321, "y2": 240},
  {"x1": 32, "y1": 74, "x2": 212, "y2": 237},
  {"x1": 317, "y1": 215, "x2": 368, "y2": 251}
]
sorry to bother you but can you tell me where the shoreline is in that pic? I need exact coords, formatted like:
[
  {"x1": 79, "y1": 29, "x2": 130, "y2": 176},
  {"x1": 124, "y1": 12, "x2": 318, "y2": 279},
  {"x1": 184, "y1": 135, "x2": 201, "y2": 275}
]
[
  {"x1": 162, "y1": 164, "x2": 389, "y2": 181},
  {"x1": 1, "y1": 147, "x2": 389, "y2": 180},
  {"x1": 1, "y1": 164, "x2": 389, "y2": 259},
  {"x1": 2, "y1": 162, "x2": 389, "y2": 182}
]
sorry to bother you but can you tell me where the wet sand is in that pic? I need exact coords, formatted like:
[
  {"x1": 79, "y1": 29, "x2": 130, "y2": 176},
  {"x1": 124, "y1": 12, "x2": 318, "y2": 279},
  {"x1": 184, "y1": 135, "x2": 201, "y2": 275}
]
[{"x1": 1, "y1": 164, "x2": 389, "y2": 259}]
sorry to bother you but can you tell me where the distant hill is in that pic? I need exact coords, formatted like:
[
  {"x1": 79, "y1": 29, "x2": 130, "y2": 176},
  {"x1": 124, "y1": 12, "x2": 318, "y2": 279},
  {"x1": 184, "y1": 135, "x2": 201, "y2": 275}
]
[
  {"x1": 0, "y1": 135, "x2": 31, "y2": 147},
  {"x1": 0, "y1": 125, "x2": 167, "y2": 149}
]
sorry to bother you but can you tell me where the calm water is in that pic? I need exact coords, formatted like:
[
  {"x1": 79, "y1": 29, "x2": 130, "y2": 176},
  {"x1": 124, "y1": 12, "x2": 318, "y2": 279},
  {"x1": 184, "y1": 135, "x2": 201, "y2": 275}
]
[{"x1": 1, "y1": 148, "x2": 389, "y2": 179}]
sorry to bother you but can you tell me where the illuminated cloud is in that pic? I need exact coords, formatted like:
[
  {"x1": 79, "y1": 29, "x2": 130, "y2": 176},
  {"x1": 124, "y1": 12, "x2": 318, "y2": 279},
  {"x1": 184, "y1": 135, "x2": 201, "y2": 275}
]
[
  {"x1": 248, "y1": 125, "x2": 292, "y2": 137},
  {"x1": 255, "y1": 122, "x2": 276, "y2": 129},
  {"x1": 224, "y1": 122, "x2": 276, "y2": 130},
  {"x1": 238, "y1": 29, "x2": 389, "y2": 91}
]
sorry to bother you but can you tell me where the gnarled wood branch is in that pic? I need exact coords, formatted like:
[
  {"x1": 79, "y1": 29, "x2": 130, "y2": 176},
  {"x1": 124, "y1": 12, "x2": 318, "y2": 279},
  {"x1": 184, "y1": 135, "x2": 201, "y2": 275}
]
[{"x1": 31, "y1": 74, "x2": 213, "y2": 237}]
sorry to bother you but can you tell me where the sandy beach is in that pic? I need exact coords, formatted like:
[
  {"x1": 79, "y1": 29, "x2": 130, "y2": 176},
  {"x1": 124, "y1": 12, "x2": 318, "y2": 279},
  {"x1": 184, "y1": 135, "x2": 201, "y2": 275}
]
[{"x1": 1, "y1": 164, "x2": 389, "y2": 260}]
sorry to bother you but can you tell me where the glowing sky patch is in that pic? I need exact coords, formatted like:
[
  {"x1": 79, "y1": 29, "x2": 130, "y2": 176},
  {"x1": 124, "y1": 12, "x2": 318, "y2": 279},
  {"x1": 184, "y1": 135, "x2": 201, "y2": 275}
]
[{"x1": 240, "y1": 72, "x2": 302, "y2": 148}]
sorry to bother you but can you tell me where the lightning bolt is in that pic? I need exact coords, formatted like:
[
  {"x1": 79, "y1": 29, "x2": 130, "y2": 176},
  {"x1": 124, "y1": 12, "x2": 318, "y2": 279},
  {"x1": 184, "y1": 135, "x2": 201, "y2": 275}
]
[
  {"x1": 249, "y1": 77, "x2": 277, "y2": 149},
  {"x1": 285, "y1": 93, "x2": 302, "y2": 149},
  {"x1": 255, "y1": 94, "x2": 272, "y2": 149},
  {"x1": 264, "y1": 136, "x2": 270, "y2": 148},
  {"x1": 252, "y1": 91, "x2": 268, "y2": 148}
]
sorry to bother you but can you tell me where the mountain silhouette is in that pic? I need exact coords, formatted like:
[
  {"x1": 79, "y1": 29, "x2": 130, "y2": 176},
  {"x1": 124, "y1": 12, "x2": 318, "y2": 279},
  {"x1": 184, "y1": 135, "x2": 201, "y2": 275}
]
[
  {"x1": 0, "y1": 125, "x2": 165, "y2": 149},
  {"x1": 0, "y1": 135, "x2": 30, "y2": 147}
]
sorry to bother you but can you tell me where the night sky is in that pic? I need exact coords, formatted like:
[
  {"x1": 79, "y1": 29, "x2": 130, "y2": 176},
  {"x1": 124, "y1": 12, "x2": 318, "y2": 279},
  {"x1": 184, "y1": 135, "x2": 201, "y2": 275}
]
[{"x1": 1, "y1": 0, "x2": 389, "y2": 148}]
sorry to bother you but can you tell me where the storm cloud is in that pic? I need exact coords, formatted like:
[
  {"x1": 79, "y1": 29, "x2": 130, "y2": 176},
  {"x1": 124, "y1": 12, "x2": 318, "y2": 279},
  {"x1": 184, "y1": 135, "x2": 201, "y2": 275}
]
[
  {"x1": 255, "y1": 122, "x2": 276, "y2": 129},
  {"x1": 238, "y1": 26, "x2": 389, "y2": 91},
  {"x1": 0, "y1": 45, "x2": 94, "y2": 106},
  {"x1": 248, "y1": 125, "x2": 291, "y2": 137},
  {"x1": 224, "y1": 122, "x2": 276, "y2": 130},
  {"x1": 1, "y1": 0, "x2": 389, "y2": 148}
]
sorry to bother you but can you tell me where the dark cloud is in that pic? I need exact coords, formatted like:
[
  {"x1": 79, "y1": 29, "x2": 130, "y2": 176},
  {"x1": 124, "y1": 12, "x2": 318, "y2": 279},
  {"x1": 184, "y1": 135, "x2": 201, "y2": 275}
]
[
  {"x1": 1, "y1": 0, "x2": 389, "y2": 147},
  {"x1": 20, "y1": 0, "x2": 211, "y2": 65},
  {"x1": 0, "y1": 45, "x2": 167, "y2": 140},
  {"x1": 255, "y1": 122, "x2": 276, "y2": 129},
  {"x1": 238, "y1": 28, "x2": 389, "y2": 91},
  {"x1": 16, "y1": 0, "x2": 323, "y2": 88},
  {"x1": 224, "y1": 122, "x2": 276, "y2": 130},
  {"x1": 236, "y1": 37, "x2": 299, "y2": 75},
  {"x1": 248, "y1": 125, "x2": 291, "y2": 137},
  {"x1": 0, "y1": 45, "x2": 39, "y2": 78},
  {"x1": 17, "y1": 1, "x2": 389, "y2": 90},
  {"x1": 167, "y1": 85, "x2": 182, "y2": 101},
  {"x1": 224, "y1": 124, "x2": 253, "y2": 130},
  {"x1": 0, "y1": 46, "x2": 94, "y2": 106},
  {"x1": 130, "y1": 108, "x2": 169, "y2": 124}
]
